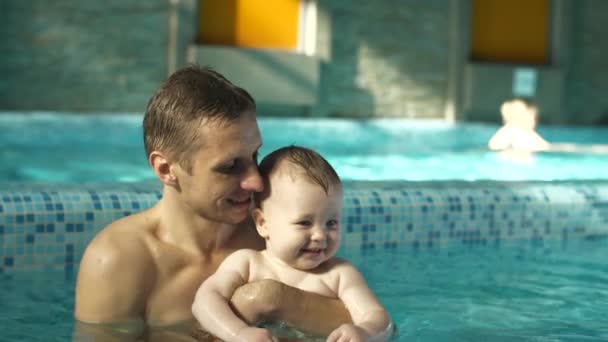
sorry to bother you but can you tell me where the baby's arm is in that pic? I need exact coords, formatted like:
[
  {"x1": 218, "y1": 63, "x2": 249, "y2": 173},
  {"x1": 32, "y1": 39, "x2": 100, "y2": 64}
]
[
  {"x1": 192, "y1": 249, "x2": 277, "y2": 342},
  {"x1": 327, "y1": 261, "x2": 393, "y2": 342}
]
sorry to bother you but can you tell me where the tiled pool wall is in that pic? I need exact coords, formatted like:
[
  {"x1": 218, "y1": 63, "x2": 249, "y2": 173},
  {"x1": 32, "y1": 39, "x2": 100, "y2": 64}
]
[{"x1": 1, "y1": 180, "x2": 607, "y2": 274}]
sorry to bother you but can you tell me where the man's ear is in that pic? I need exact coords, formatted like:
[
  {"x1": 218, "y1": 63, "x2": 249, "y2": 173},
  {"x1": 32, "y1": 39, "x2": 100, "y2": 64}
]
[
  {"x1": 251, "y1": 208, "x2": 268, "y2": 239},
  {"x1": 149, "y1": 151, "x2": 177, "y2": 186}
]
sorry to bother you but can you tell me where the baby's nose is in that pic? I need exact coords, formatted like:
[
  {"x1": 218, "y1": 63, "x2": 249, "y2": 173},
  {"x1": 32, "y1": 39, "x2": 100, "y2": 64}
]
[{"x1": 311, "y1": 227, "x2": 327, "y2": 241}]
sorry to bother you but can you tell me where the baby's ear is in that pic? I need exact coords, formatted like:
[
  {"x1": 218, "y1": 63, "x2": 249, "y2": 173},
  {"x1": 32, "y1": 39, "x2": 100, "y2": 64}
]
[{"x1": 251, "y1": 208, "x2": 269, "y2": 239}]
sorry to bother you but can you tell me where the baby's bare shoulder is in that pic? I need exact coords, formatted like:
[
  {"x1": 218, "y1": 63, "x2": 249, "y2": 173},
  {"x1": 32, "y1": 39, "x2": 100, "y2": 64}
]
[
  {"x1": 222, "y1": 249, "x2": 265, "y2": 270},
  {"x1": 228, "y1": 248, "x2": 262, "y2": 260},
  {"x1": 318, "y1": 257, "x2": 358, "y2": 275}
]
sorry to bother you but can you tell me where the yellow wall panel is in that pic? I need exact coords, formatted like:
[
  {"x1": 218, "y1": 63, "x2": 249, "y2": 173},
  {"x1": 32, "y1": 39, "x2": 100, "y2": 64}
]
[
  {"x1": 198, "y1": 1, "x2": 237, "y2": 45},
  {"x1": 199, "y1": 0, "x2": 299, "y2": 49},
  {"x1": 471, "y1": 0, "x2": 548, "y2": 64}
]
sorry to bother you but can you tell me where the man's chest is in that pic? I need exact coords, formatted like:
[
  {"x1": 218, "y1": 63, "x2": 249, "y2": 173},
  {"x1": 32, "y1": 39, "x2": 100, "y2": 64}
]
[{"x1": 145, "y1": 253, "x2": 229, "y2": 324}]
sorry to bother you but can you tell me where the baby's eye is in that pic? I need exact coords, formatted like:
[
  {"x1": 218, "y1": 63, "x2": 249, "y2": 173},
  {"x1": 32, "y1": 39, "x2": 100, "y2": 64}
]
[
  {"x1": 326, "y1": 219, "x2": 339, "y2": 229},
  {"x1": 296, "y1": 220, "x2": 312, "y2": 227}
]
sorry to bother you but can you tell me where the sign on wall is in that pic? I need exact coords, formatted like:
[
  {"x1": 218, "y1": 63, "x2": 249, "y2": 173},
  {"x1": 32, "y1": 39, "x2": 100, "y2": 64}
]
[{"x1": 512, "y1": 68, "x2": 538, "y2": 97}]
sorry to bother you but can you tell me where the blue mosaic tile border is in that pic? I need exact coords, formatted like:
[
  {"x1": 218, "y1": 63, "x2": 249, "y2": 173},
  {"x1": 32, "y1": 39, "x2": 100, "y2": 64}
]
[{"x1": 1, "y1": 180, "x2": 607, "y2": 273}]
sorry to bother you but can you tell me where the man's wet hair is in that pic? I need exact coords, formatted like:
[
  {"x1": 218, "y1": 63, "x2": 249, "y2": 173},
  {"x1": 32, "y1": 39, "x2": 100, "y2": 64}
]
[
  {"x1": 143, "y1": 65, "x2": 255, "y2": 171},
  {"x1": 255, "y1": 146, "x2": 342, "y2": 206}
]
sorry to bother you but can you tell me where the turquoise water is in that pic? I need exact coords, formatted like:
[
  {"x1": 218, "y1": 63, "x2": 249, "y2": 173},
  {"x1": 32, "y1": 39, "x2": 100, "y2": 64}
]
[
  {"x1": 2, "y1": 113, "x2": 608, "y2": 182},
  {"x1": 2, "y1": 239, "x2": 608, "y2": 341}
]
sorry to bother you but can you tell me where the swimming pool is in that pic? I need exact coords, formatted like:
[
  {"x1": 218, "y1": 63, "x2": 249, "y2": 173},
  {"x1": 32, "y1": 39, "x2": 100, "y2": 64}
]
[
  {"x1": 1, "y1": 112, "x2": 608, "y2": 341},
  {"x1": 3, "y1": 238, "x2": 608, "y2": 341},
  {"x1": 1, "y1": 179, "x2": 607, "y2": 340},
  {"x1": 2, "y1": 112, "x2": 608, "y2": 182}
]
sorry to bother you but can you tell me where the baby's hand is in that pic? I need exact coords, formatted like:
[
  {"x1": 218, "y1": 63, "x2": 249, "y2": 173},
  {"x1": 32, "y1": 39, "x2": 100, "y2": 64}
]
[
  {"x1": 235, "y1": 326, "x2": 278, "y2": 342},
  {"x1": 326, "y1": 323, "x2": 371, "y2": 342}
]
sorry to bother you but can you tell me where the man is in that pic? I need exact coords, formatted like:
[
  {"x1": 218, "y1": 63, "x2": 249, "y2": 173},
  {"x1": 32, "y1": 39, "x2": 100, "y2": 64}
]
[{"x1": 74, "y1": 66, "x2": 349, "y2": 341}]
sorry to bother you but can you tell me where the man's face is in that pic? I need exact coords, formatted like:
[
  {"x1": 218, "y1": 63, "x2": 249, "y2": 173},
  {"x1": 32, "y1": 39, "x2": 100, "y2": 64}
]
[{"x1": 174, "y1": 112, "x2": 263, "y2": 225}]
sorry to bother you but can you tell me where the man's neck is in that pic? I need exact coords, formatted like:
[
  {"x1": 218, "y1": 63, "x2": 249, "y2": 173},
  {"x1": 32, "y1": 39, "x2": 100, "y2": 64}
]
[{"x1": 155, "y1": 187, "x2": 240, "y2": 256}]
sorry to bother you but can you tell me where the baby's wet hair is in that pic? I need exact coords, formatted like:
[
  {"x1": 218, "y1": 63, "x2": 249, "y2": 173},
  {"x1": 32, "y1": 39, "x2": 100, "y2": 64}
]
[{"x1": 255, "y1": 146, "x2": 341, "y2": 205}]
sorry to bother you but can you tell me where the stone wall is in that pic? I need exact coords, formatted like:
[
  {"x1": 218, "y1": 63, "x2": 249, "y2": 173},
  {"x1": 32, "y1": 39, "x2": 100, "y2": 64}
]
[
  {"x1": 0, "y1": 0, "x2": 194, "y2": 112},
  {"x1": 1, "y1": 0, "x2": 452, "y2": 118},
  {"x1": 2, "y1": 0, "x2": 608, "y2": 124},
  {"x1": 564, "y1": 0, "x2": 608, "y2": 124},
  {"x1": 313, "y1": 0, "x2": 450, "y2": 118}
]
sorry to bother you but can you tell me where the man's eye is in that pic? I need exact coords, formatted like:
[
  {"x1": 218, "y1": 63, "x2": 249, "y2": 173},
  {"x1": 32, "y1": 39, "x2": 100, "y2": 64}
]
[{"x1": 218, "y1": 160, "x2": 238, "y2": 173}]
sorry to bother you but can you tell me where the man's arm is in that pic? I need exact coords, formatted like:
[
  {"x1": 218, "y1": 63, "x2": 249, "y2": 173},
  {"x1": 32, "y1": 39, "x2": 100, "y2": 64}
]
[
  {"x1": 230, "y1": 279, "x2": 352, "y2": 337},
  {"x1": 73, "y1": 229, "x2": 152, "y2": 340}
]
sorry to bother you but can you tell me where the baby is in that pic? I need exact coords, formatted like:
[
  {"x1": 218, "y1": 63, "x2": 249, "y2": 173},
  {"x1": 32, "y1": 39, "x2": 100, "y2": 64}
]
[
  {"x1": 488, "y1": 98, "x2": 550, "y2": 152},
  {"x1": 192, "y1": 146, "x2": 392, "y2": 342}
]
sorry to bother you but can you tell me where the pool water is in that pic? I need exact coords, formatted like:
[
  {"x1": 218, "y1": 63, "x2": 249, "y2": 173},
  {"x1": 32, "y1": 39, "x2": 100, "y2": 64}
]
[
  {"x1": 359, "y1": 241, "x2": 608, "y2": 341},
  {"x1": 3, "y1": 239, "x2": 607, "y2": 341},
  {"x1": 2, "y1": 113, "x2": 608, "y2": 182}
]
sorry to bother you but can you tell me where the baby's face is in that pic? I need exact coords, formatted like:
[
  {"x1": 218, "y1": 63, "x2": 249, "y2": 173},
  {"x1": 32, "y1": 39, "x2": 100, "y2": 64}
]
[{"x1": 257, "y1": 170, "x2": 342, "y2": 270}]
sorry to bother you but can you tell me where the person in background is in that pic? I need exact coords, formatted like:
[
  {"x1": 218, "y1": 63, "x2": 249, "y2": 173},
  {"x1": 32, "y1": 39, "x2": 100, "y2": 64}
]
[
  {"x1": 73, "y1": 66, "x2": 350, "y2": 341},
  {"x1": 192, "y1": 146, "x2": 393, "y2": 342},
  {"x1": 488, "y1": 98, "x2": 608, "y2": 159},
  {"x1": 488, "y1": 97, "x2": 550, "y2": 152}
]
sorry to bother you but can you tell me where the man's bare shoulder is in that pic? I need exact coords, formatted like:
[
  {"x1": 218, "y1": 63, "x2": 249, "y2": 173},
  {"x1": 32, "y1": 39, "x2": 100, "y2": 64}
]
[
  {"x1": 82, "y1": 208, "x2": 158, "y2": 268},
  {"x1": 77, "y1": 207, "x2": 161, "y2": 293},
  {"x1": 75, "y1": 207, "x2": 160, "y2": 322}
]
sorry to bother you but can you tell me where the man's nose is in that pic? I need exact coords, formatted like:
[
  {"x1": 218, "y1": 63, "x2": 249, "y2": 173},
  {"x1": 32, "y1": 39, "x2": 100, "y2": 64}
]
[{"x1": 241, "y1": 165, "x2": 264, "y2": 192}]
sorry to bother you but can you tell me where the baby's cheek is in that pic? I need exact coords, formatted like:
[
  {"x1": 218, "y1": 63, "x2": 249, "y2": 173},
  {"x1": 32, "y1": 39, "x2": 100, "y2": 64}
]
[{"x1": 331, "y1": 232, "x2": 341, "y2": 244}]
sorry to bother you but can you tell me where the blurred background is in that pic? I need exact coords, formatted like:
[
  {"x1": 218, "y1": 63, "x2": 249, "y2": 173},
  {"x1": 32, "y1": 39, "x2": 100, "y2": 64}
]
[
  {"x1": 4, "y1": 3, "x2": 608, "y2": 341},
  {"x1": 2, "y1": 0, "x2": 607, "y2": 125}
]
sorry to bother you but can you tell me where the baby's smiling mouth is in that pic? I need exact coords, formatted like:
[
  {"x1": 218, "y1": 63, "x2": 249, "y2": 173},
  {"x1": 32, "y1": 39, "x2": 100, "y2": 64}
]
[{"x1": 301, "y1": 248, "x2": 324, "y2": 255}]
